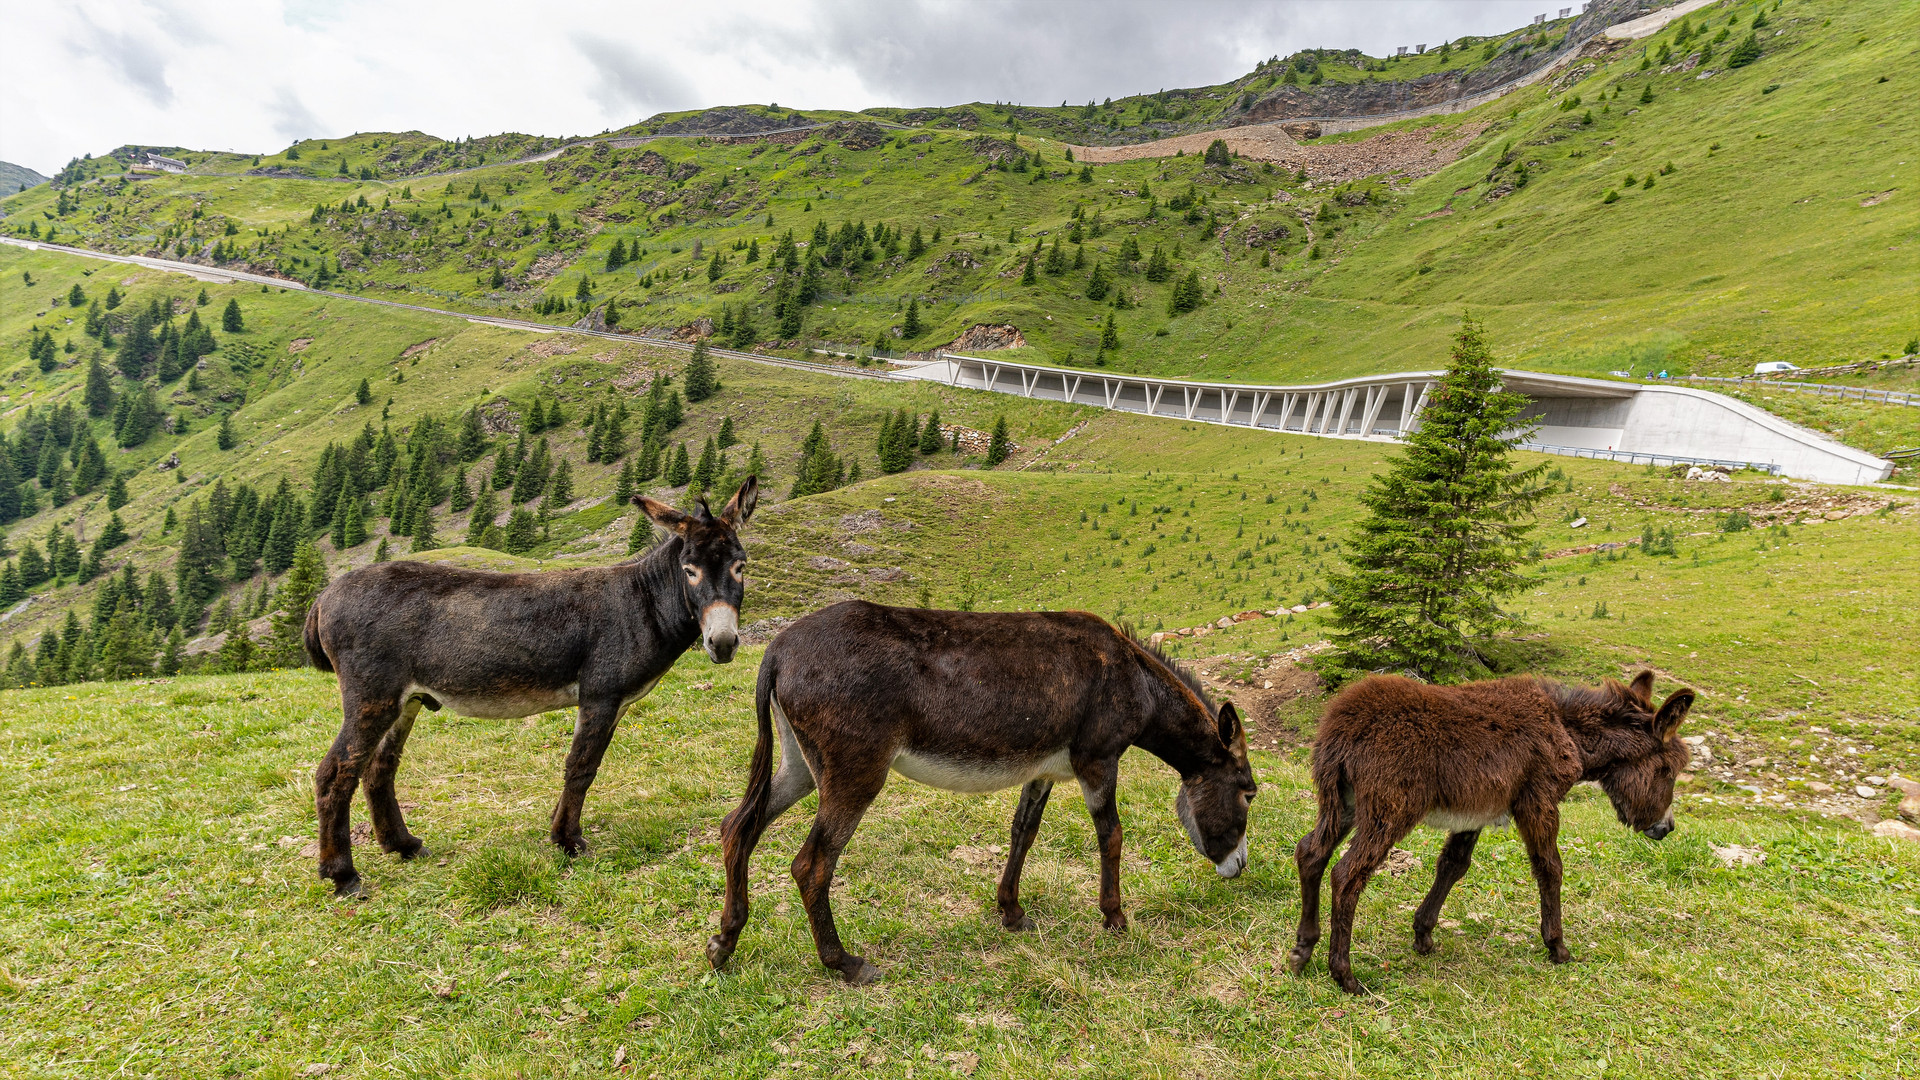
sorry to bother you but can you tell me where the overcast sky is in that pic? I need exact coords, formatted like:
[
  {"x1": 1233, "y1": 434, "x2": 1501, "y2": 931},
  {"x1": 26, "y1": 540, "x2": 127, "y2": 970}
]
[{"x1": 3, "y1": 1, "x2": 1569, "y2": 175}]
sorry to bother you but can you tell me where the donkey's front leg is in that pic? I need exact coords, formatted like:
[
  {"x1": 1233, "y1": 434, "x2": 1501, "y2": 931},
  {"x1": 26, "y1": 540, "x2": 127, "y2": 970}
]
[
  {"x1": 1514, "y1": 795, "x2": 1571, "y2": 964},
  {"x1": 997, "y1": 780, "x2": 1053, "y2": 931},
  {"x1": 1075, "y1": 759, "x2": 1127, "y2": 932},
  {"x1": 550, "y1": 698, "x2": 623, "y2": 857}
]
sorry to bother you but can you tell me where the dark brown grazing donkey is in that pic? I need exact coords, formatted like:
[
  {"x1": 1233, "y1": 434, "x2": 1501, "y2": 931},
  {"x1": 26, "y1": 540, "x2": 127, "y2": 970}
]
[
  {"x1": 301, "y1": 480, "x2": 756, "y2": 897},
  {"x1": 1289, "y1": 670, "x2": 1693, "y2": 994},
  {"x1": 706, "y1": 601, "x2": 1257, "y2": 984}
]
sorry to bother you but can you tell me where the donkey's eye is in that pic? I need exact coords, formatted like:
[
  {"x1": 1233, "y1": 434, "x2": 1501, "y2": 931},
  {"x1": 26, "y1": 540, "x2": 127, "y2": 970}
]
[
  {"x1": 729, "y1": 560, "x2": 745, "y2": 581},
  {"x1": 683, "y1": 565, "x2": 700, "y2": 583}
]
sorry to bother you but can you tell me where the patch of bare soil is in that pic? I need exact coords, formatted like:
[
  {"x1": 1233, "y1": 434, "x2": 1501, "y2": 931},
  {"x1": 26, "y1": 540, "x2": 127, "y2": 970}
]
[
  {"x1": 401, "y1": 338, "x2": 438, "y2": 358},
  {"x1": 1065, "y1": 121, "x2": 1488, "y2": 184},
  {"x1": 525, "y1": 338, "x2": 579, "y2": 359},
  {"x1": 286, "y1": 338, "x2": 313, "y2": 354},
  {"x1": 1186, "y1": 650, "x2": 1327, "y2": 753}
]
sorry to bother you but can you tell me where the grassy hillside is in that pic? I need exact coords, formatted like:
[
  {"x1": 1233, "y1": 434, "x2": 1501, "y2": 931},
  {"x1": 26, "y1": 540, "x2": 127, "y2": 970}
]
[{"x1": 4, "y1": 0, "x2": 1915, "y2": 399}]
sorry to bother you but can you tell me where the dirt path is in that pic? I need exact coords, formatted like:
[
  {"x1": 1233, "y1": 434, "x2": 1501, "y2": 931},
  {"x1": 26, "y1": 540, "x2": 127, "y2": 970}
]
[{"x1": 1060, "y1": 121, "x2": 1488, "y2": 184}]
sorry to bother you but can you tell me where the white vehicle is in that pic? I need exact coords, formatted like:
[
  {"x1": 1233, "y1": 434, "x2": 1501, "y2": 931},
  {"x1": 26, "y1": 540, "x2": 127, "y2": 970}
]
[{"x1": 1753, "y1": 361, "x2": 1799, "y2": 375}]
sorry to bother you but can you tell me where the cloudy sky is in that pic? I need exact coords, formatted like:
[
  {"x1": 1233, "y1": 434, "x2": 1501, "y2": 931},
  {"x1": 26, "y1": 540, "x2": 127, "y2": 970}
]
[{"x1": 3, "y1": 1, "x2": 1567, "y2": 175}]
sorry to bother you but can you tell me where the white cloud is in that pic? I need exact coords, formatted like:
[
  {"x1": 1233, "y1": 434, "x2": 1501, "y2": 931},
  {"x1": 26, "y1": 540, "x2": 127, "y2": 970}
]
[{"x1": 2, "y1": 0, "x2": 1570, "y2": 174}]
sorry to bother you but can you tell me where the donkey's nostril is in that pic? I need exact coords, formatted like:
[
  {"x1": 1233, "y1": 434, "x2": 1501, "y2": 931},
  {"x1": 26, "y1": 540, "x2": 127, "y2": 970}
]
[{"x1": 1643, "y1": 822, "x2": 1674, "y2": 841}]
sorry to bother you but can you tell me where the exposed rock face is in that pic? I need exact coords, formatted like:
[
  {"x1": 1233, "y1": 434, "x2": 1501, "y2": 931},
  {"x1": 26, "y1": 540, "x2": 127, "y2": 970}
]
[
  {"x1": 820, "y1": 121, "x2": 889, "y2": 151},
  {"x1": 1243, "y1": 0, "x2": 1643, "y2": 123},
  {"x1": 651, "y1": 107, "x2": 790, "y2": 136},
  {"x1": 947, "y1": 324, "x2": 1026, "y2": 352}
]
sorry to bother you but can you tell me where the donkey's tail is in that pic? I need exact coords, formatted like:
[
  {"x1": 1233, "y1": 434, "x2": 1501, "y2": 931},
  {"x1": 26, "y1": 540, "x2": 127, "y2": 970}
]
[
  {"x1": 302, "y1": 599, "x2": 334, "y2": 673},
  {"x1": 723, "y1": 651, "x2": 779, "y2": 847},
  {"x1": 1307, "y1": 744, "x2": 1350, "y2": 835}
]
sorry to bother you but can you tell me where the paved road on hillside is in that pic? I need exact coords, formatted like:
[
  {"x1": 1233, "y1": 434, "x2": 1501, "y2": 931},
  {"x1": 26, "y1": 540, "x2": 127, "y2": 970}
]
[{"x1": 1, "y1": 236, "x2": 904, "y2": 383}]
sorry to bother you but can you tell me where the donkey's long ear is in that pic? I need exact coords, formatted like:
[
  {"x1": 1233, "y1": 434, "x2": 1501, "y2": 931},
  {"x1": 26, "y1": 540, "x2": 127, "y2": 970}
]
[
  {"x1": 1216, "y1": 701, "x2": 1244, "y2": 748},
  {"x1": 1628, "y1": 669, "x2": 1656, "y2": 706},
  {"x1": 1653, "y1": 687, "x2": 1694, "y2": 739},
  {"x1": 635, "y1": 494, "x2": 694, "y2": 535},
  {"x1": 721, "y1": 474, "x2": 758, "y2": 529}
]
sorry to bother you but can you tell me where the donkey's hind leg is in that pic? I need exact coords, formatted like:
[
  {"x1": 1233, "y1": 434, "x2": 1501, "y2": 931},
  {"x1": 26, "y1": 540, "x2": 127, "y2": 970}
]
[
  {"x1": 362, "y1": 698, "x2": 427, "y2": 860},
  {"x1": 996, "y1": 779, "x2": 1053, "y2": 931},
  {"x1": 792, "y1": 762, "x2": 889, "y2": 984},
  {"x1": 709, "y1": 705, "x2": 817, "y2": 971},
  {"x1": 1412, "y1": 829, "x2": 1481, "y2": 955},
  {"x1": 1288, "y1": 792, "x2": 1355, "y2": 976},
  {"x1": 1325, "y1": 814, "x2": 1417, "y2": 995},
  {"x1": 314, "y1": 692, "x2": 403, "y2": 897}
]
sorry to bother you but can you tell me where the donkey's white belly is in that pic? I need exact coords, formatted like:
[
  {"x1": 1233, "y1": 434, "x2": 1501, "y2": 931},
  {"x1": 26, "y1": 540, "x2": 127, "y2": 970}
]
[
  {"x1": 402, "y1": 677, "x2": 658, "y2": 720},
  {"x1": 1422, "y1": 807, "x2": 1513, "y2": 833},
  {"x1": 891, "y1": 746, "x2": 1075, "y2": 794}
]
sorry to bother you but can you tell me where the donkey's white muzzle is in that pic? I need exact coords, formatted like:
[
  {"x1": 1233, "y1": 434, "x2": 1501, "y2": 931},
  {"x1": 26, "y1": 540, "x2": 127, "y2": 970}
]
[
  {"x1": 702, "y1": 603, "x2": 740, "y2": 663},
  {"x1": 1215, "y1": 835, "x2": 1248, "y2": 879}
]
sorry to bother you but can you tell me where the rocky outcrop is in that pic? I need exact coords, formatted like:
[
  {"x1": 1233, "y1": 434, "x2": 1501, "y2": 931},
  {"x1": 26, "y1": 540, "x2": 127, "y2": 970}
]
[{"x1": 947, "y1": 324, "x2": 1026, "y2": 352}]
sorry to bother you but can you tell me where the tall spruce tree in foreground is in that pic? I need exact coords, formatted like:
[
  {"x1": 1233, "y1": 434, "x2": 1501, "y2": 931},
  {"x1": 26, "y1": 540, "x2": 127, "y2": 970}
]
[{"x1": 1324, "y1": 316, "x2": 1550, "y2": 683}]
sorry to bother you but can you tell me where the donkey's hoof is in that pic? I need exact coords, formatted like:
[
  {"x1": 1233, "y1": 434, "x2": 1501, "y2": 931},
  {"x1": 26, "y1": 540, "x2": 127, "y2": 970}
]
[
  {"x1": 1412, "y1": 936, "x2": 1437, "y2": 956},
  {"x1": 706, "y1": 935, "x2": 736, "y2": 970},
  {"x1": 1335, "y1": 974, "x2": 1366, "y2": 995},
  {"x1": 554, "y1": 835, "x2": 591, "y2": 858},
  {"x1": 392, "y1": 838, "x2": 428, "y2": 860},
  {"x1": 332, "y1": 874, "x2": 367, "y2": 899},
  {"x1": 843, "y1": 959, "x2": 883, "y2": 986},
  {"x1": 999, "y1": 910, "x2": 1035, "y2": 932},
  {"x1": 1548, "y1": 945, "x2": 1572, "y2": 965},
  {"x1": 1286, "y1": 947, "x2": 1312, "y2": 976}
]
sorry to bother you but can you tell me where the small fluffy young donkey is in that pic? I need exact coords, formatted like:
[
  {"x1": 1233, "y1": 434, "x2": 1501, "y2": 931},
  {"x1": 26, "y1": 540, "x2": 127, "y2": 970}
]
[{"x1": 1289, "y1": 670, "x2": 1693, "y2": 994}]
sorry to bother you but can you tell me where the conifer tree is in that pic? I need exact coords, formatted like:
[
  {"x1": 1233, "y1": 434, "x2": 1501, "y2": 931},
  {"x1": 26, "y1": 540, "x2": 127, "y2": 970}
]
[
  {"x1": 217, "y1": 412, "x2": 237, "y2": 451},
  {"x1": 450, "y1": 463, "x2": 474, "y2": 512},
  {"x1": 1324, "y1": 316, "x2": 1551, "y2": 683},
  {"x1": 159, "y1": 626, "x2": 185, "y2": 676},
  {"x1": 919, "y1": 409, "x2": 944, "y2": 454},
  {"x1": 665, "y1": 442, "x2": 692, "y2": 487},
  {"x1": 690, "y1": 437, "x2": 718, "y2": 495},
  {"x1": 546, "y1": 457, "x2": 574, "y2": 507},
  {"x1": 84, "y1": 355, "x2": 115, "y2": 417},
  {"x1": 986, "y1": 415, "x2": 1011, "y2": 466},
  {"x1": 98, "y1": 512, "x2": 129, "y2": 549},
  {"x1": 902, "y1": 296, "x2": 923, "y2": 338},
  {"x1": 221, "y1": 298, "x2": 244, "y2": 332},
  {"x1": 503, "y1": 508, "x2": 538, "y2": 554},
  {"x1": 465, "y1": 476, "x2": 498, "y2": 547},
  {"x1": 106, "y1": 473, "x2": 130, "y2": 510},
  {"x1": 613, "y1": 459, "x2": 635, "y2": 507},
  {"x1": 717, "y1": 415, "x2": 737, "y2": 449},
  {"x1": 268, "y1": 539, "x2": 330, "y2": 663},
  {"x1": 1020, "y1": 255, "x2": 1037, "y2": 286},
  {"x1": 1167, "y1": 270, "x2": 1204, "y2": 315},
  {"x1": 684, "y1": 338, "x2": 717, "y2": 402},
  {"x1": 1101, "y1": 311, "x2": 1121, "y2": 351}
]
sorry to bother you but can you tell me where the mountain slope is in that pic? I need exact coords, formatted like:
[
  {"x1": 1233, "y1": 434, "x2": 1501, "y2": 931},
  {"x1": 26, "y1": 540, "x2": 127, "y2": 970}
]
[
  {"x1": 2, "y1": 2, "x2": 1914, "y2": 402},
  {"x1": 0, "y1": 160, "x2": 47, "y2": 194}
]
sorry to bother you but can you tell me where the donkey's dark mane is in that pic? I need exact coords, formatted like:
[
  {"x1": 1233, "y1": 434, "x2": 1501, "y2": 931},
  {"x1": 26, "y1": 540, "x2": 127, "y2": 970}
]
[
  {"x1": 1543, "y1": 678, "x2": 1632, "y2": 713},
  {"x1": 1118, "y1": 622, "x2": 1217, "y2": 716}
]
